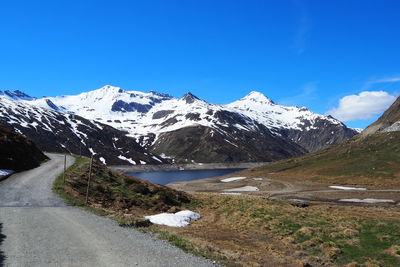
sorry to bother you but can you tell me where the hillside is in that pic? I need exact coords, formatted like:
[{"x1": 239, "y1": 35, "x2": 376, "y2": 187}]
[
  {"x1": 361, "y1": 95, "x2": 400, "y2": 136},
  {"x1": 247, "y1": 96, "x2": 400, "y2": 187},
  {"x1": 54, "y1": 156, "x2": 191, "y2": 215},
  {"x1": 0, "y1": 124, "x2": 48, "y2": 171}
]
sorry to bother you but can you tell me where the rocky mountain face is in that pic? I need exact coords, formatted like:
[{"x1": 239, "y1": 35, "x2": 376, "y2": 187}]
[
  {"x1": 0, "y1": 96, "x2": 166, "y2": 165},
  {"x1": 361, "y1": 95, "x2": 400, "y2": 136},
  {"x1": 0, "y1": 124, "x2": 48, "y2": 171},
  {"x1": 0, "y1": 86, "x2": 358, "y2": 163}
]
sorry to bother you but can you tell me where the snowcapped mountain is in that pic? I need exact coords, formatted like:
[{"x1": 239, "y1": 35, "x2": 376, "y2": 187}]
[
  {"x1": 0, "y1": 85, "x2": 358, "y2": 163},
  {"x1": 226, "y1": 91, "x2": 357, "y2": 151},
  {"x1": 0, "y1": 95, "x2": 166, "y2": 165}
]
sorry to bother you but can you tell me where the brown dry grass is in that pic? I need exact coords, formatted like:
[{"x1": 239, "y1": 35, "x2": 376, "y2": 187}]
[
  {"x1": 160, "y1": 193, "x2": 400, "y2": 267},
  {"x1": 238, "y1": 132, "x2": 400, "y2": 189}
]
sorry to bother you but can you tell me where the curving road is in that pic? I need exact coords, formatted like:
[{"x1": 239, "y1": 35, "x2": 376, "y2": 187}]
[{"x1": 0, "y1": 154, "x2": 215, "y2": 267}]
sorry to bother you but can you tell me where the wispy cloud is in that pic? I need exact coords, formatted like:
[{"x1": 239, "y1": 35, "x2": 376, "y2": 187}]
[
  {"x1": 326, "y1": 91, "x2": 396, "y2": 122},
  {"x1": 292, "y1": 0, "x2": 311, "y2": 55},
  {"x1": 362, "y1": 75, "x2": 400, "y2": 90},
  {"x1": 279, "y1": 81, "x2": 317, "y2": 106}
]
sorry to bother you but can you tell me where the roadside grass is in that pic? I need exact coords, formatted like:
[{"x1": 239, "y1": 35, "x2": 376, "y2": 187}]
[
  {"x1": 53, "y1": 155, "x2": 190, "y2": 214},
  {"x1": 162, "y1": 193, "x2": 400, "y2": 266},
  {"x1": 53, "y1": 155, "x2": 400, "y2": 266},
  {"x1": 246, "y1": 132, "x2": 400, "y2": 187},
  {"x1": 52, "y1": 155, "x2": 230, "y2": 265},
  {"x1": 146, "y1": 226, "x2": 233, "y2": 266}
]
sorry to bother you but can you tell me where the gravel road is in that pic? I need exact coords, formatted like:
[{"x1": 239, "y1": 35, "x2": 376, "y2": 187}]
[{"x1": 0, "y1": 154, "x2": 216, "y2": 267}]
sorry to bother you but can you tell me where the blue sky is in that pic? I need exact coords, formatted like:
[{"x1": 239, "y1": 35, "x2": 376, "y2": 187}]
[{"x1": 1, "y1": 0, "x2": 400, "y2": 128}]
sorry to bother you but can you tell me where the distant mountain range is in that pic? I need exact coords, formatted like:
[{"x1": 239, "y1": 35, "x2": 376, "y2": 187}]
[{"x1": 0, "y1": 86, "x2": 358, "y2": 164}]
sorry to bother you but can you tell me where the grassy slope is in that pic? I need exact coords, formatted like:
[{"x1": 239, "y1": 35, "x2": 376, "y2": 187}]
[
  {"x1": 53, "y1": 155, "x2": 228, "y2": 263},
  {"x1": 247, "y1": 132, "x2": 400, "y2": 187},
  {"x1": 53, "y1": 156, "x2": 190, "y2": 216},
  {"x1": 53, "y1": 155, "x2": 400, "y2": 266},
  {"x1": 167, "y1": 193, "x2": 400, "y2": 267}
]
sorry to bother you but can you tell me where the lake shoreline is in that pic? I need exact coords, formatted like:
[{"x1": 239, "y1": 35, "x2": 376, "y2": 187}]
[{"x1": 109, "y1": 162, "x2": 268, "y2": 173}]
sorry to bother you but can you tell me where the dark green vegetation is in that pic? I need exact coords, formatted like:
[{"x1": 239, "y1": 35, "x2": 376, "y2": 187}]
[
  {"x1": 249, "y1": 131, "x2": 400, "y2": 187},
  {"x1": 53, "y1": 156, "x2": 190, "y2": 215},
  {"x1": 0, "y1": 124, "x2": 47, "y2": 172}
]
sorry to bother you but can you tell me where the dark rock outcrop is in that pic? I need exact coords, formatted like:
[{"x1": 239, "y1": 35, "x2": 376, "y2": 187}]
[{"x1": 0, "y1": 124, "x2": 47, "y2": 171}]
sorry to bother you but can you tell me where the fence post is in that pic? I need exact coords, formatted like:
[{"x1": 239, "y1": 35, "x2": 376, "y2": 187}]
[
  {"x1": 85, "y1": 155, "x2": 94, "y2": 205},
  {"x1": 63, "y1": 154, "x2": 67, "y2": 184}
]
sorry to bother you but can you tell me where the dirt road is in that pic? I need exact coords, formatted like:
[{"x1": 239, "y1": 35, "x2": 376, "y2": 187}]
[{"x1": 0, "y1": 154, "x2": 215, "y2": 267}]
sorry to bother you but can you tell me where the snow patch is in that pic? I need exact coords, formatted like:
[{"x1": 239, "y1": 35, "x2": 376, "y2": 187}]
[
  {"x1": 339, "y1": 198, "x2": 395, "y2": 203},
  {"x1": 0, "y1": 169, "x2": 14, "y2": 177},
  {"x1": 145, "y1": 210, "x2": 201, "y2": 227},
  {"x1": 223, "y1": 186, "x2": 259, "y2": 192},
  {"x1": 329, "y1": 186, "x2": 367, "y2": 191},
  {"x1": 99, "y1": 157, "x2": 106, "y2": 165},
  {"x1": 220, "y1": 177, "x2": 246, "y2": 182},
  {"x1": 220, "y1": 192, "x2": 242, "y2": 195},
  {"x1": 118, "y1": 155, "x2": 136, "y2": 165}
]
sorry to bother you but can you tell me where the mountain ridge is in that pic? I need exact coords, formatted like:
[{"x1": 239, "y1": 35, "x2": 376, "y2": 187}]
[{"x1": 0, "y1": 86, "x2": 358, "y2": 163}]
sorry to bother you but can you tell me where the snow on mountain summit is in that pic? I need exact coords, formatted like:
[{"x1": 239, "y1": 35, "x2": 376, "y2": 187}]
[
  {"x1": 239, "y1": 91, "x2": 275, "y2": 104},
  {"x1": 3, "y1": 86, "x2": 358, "y2": 153}
]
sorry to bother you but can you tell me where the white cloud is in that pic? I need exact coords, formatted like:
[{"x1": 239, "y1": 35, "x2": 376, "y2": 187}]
[{"x1": 326, "y1": 91, "x2": 396, "y2": 122}]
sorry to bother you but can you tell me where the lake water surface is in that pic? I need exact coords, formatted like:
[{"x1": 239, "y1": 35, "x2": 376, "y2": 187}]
[{"x1": 128, "y1": 168, "x2": 244, "y2": 185}]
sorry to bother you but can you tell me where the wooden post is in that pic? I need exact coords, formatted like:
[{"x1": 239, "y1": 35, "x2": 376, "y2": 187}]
[
  {"x1": 85, "y1": 155, "x2": 94, "y2": 205},
  {"x1": 63, "y1": 154, "x2": 67, "y2": 184}
]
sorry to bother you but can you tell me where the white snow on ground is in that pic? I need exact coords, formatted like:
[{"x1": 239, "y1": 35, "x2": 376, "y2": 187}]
[
  {"x1": 253, "y1": 178, "x2": 263, "y2": 181},
  {"x1": 145, "y1": 210, "x2": 201, "y2": 227},
  {"x1": 99, "y1": 157, "x2": 106, "y2": 165},
  {"x1": 220, "y1": 177, "x2": 246, "y2": 182},
  {"x1": 339, "y1": 198, "x2": 395, "y2": 203},
  {"x1": 0, "y1": 169, "x2": 14, "y2": 178},
  {"x1": 118, "y1": 155, "x2": 136, "y2": 165},
  {"x1": 223, "y1": 186, "x2": 259, "y2": 192},
  {"x1": 329, "y1": 186, "x2": 367, "y2": 191},
  {"x1": 220, "y1": 192, "x2": 242, "y2": 195}
]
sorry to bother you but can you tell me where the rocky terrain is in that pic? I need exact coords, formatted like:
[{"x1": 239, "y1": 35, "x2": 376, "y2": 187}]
[
  {"x1": 361, "y1": 95, "x2": 400, "y2": 136},
  {"x1": 0, "y1": 86, "x2": 358, "y2": 163},
  {"x1": 0, "y1": 123, "x2": 47, "y2": 172},
  {"x1": 0, "y1": 96, "x2": 166, "y2": 166}
]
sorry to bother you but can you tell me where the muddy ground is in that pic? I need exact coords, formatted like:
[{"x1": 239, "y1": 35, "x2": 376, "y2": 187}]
[{"x1": 168, "y1": 171, "x2": 400, "y2": 206}]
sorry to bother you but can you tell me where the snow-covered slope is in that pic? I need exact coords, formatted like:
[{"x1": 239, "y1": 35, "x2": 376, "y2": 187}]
[
  {"x1": 0, "y1": 95, "x2": 166, "y2": 165},
  {"x1": 0, "y1": 86, "x2": 358, "y2": 163},
  {"x1": 226, "y1": 91, "x2": 340, "y2": 132},
  {"x1": 29, "y1": 86, "x2": 357, "y2": 151}
]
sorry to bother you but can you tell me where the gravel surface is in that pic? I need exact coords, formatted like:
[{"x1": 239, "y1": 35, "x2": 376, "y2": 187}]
[{"x1": 0, "y1": 154, "x2": 216, "y2": 267}]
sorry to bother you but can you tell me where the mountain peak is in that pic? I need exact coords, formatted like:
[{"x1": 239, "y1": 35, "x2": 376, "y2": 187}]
[
  {"x1": 182, "y1": 92, "x2": 201, "y2": 104},
  {"x1": 241, "y1": 91, "x2": 274, "y2": 104},
  {"x1": 0, "y1": 90, "x2": 35, "y2": 101},
  {"x1": 98, "y1": 85, "x2": 124, "y2": 93}
]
